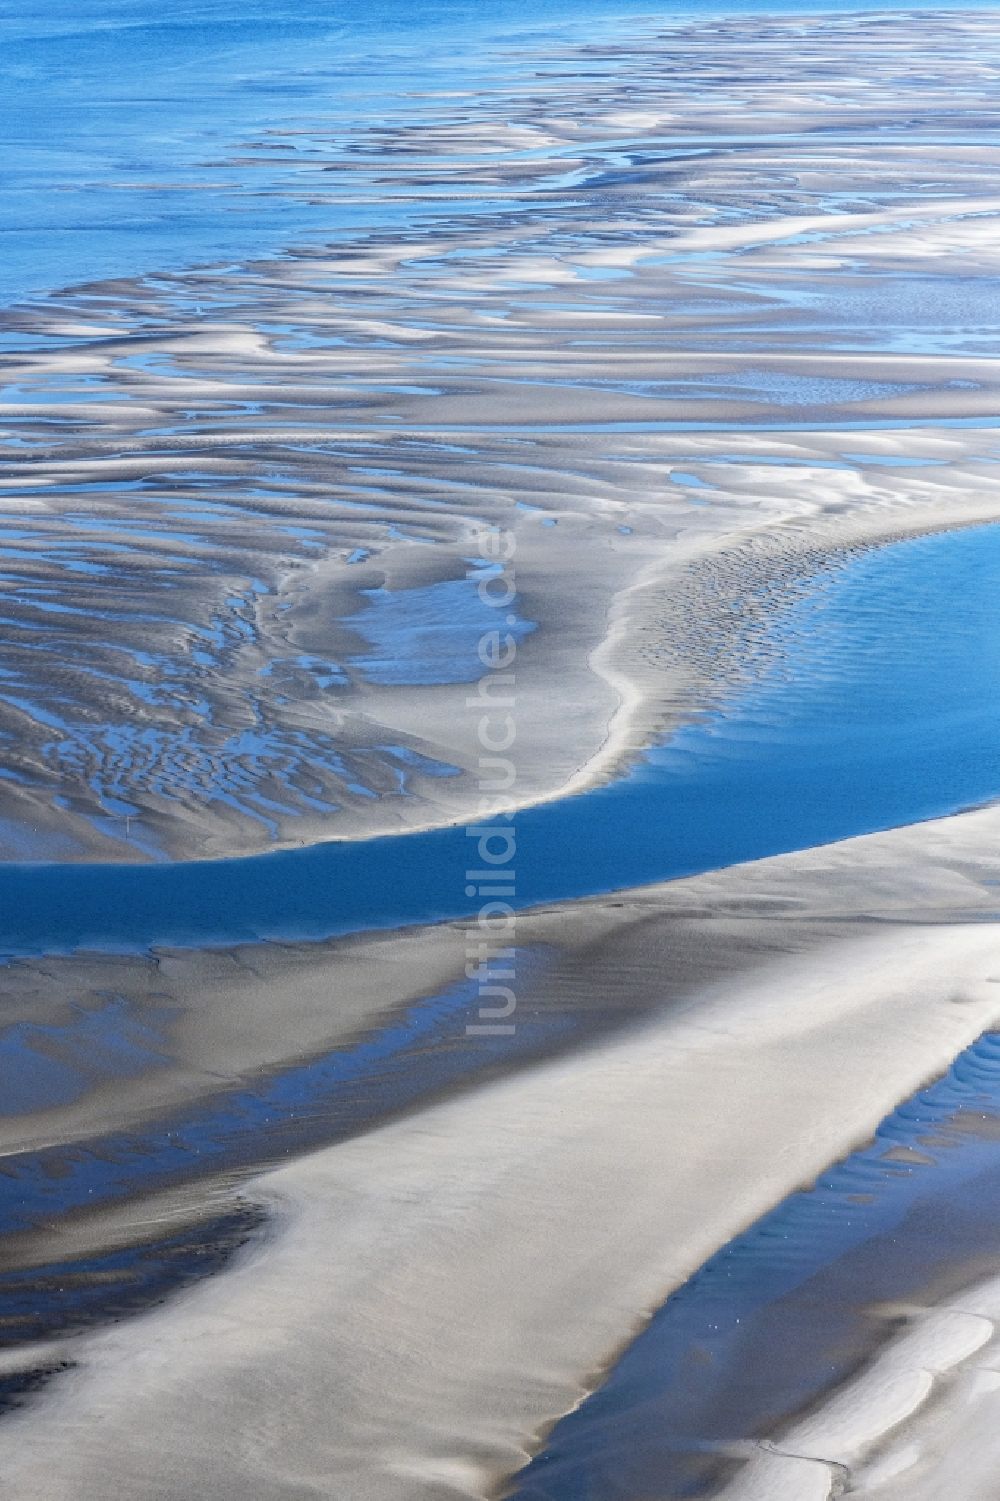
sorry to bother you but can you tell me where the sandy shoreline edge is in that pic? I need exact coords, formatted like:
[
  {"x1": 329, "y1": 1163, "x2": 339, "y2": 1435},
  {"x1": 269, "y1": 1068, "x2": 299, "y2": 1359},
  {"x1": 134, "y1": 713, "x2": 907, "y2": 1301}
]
[{"x1": 2, "y1": 465, "x2": 999, "y2": 868}]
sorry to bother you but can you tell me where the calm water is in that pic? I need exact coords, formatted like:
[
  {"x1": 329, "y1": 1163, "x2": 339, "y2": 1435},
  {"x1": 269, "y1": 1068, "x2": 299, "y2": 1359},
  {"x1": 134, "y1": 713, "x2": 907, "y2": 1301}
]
[
  {"x1": 0, "y1": 518, "x2": 998, "y2": 956},
  {"x1": 4, "y1": 516, "x2": 999, "y2": 1410},
  {"x1": 6, "y1": 1, "x2": 1000, "y2": 861},
  {"x1": 0, "y1": 0, "x2": 778, "y2": 307},
  {"x1": 4, "y1": 0, "x2": 1000, "y2": 309}
]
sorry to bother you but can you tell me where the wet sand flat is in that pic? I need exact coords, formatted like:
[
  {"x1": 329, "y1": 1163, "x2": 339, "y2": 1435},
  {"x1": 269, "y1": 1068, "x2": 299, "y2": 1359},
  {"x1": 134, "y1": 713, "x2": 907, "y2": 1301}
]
[
  {"x1": 5, "y1": 12, "x2": 1000, "y2": 857},
  {"x1": 5, "y1": 6, "x2": 1000, "y2": 1500},
  {"x1": 3, "y1": 805, "x2": 1000, "y2": 1497}
]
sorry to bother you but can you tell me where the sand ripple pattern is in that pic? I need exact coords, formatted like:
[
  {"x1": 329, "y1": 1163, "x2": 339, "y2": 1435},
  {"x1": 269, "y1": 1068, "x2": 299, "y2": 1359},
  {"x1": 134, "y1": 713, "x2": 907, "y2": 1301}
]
[{"x1": 5, "y1": 11, "x2": 1000, "y2": 856}]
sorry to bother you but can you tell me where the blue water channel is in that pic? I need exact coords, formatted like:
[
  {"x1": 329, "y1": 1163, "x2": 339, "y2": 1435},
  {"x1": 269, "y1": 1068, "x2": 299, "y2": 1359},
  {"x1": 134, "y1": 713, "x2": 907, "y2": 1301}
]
[{"x1": 0, "y1": 519, "x2": 998, "y2": 957}]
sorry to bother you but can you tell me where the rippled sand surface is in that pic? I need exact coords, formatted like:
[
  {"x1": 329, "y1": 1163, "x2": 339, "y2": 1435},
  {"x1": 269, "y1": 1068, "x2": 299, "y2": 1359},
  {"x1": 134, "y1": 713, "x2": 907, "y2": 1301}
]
[
  {"x1": 6, "y1": 8, "x2": 1000, "y2": 1501},
  {"x1": 6, "y1": 10, "x2": 1000, "y2": 856}
]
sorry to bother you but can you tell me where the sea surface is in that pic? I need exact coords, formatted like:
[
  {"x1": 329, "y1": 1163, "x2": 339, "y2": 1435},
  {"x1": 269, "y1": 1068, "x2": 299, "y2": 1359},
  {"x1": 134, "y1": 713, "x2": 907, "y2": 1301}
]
[
  {"x1": 5, "y1": 0, "x2": 1000, "y2": 862},
  {"x1": 3, "y1": 0, "x2": 999, "y2": 309},
  {"x1": 2, "y1": 512, "x2": 1000, "y2": 1461}
]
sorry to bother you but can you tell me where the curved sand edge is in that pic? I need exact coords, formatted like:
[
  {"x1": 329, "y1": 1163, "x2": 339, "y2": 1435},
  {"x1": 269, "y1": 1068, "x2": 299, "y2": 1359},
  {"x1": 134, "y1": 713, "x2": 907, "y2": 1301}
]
[
  {"x1": 718, "y1": 1273, "x2": 1000, "y2": 1500},
  {"x1": 14, "y1": 444, "x2": 1000, "y2": 867}
]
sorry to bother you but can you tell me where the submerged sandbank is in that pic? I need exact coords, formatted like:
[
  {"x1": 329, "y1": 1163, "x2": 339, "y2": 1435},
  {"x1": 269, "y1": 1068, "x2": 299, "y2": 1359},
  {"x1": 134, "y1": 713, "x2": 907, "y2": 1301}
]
[{"x1": 3, "y1": 8, "x2": 1000, "y2": 1497}]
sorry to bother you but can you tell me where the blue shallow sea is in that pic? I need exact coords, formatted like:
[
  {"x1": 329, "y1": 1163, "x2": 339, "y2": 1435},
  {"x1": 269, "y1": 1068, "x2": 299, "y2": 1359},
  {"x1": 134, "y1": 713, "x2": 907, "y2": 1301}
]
[
  {"x1": 0, "y1": 0, "x2": 690, "y2": 306},
  {"x1": 4, "y1": 0, "x2": 1000, "y2": 310}
]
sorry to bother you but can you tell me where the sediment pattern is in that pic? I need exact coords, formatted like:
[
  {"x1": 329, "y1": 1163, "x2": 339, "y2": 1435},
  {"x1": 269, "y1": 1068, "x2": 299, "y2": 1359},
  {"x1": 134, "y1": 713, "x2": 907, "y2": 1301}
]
[
  {"x1": 5, "y1": 12, "x2": 1000, "y2": 855},
  {"x1": 6, "y1": 9, "x2": 1000, "y2": 1501}
]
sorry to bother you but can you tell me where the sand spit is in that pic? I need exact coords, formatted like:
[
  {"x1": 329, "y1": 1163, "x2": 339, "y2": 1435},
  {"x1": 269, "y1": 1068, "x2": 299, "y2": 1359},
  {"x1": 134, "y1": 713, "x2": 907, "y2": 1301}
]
[
  {"x1": 1, "y1": 804, "x2": 1000, "y2": 1496},
  {"x1": 5, "y1": 11, "x2": 1000, "y2": 856}
]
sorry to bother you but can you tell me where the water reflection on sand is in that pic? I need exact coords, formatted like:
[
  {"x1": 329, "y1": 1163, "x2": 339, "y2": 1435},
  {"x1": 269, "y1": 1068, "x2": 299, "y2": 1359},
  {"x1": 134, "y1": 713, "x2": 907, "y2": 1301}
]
[
  {"x1": 6, "y1": 12, "x2": 1000, "y2": 859},
  {"x1": 4, "y1": 8, "x2": 1000, "y2": 1499}
]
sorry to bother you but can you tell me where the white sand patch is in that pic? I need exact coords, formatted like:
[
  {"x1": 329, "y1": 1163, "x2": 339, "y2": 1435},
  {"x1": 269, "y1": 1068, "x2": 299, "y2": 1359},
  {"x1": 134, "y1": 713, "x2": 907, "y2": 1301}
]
[{"x1": 721, "y1": 1278, "x2": 1000, "y2": 1500}]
